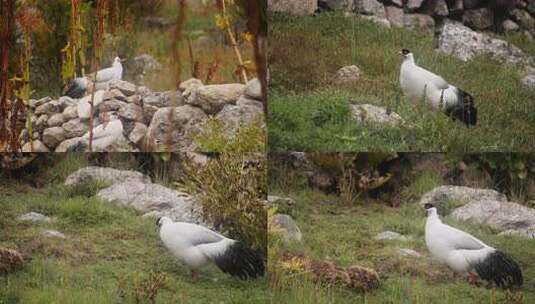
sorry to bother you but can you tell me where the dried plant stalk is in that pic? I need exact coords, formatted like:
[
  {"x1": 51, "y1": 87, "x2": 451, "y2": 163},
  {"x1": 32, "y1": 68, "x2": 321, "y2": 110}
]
[
  {"x1": 219, "y1": 0, "x2": 248, "y2": 84},
  {"x1": 0, "y1": 0, "x2": 15, "y2": 151}
]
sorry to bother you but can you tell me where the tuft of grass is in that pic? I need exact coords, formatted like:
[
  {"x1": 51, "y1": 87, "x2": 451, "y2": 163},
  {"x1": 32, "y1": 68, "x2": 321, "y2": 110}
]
[{"x1": 268, "y1": 12, "x2": 535, "y2": 151}]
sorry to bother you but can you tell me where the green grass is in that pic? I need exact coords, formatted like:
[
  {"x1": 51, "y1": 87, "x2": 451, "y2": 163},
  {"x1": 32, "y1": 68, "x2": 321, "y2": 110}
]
[
  {"x1": 268, "y1": 12, "x2": 535, "y2": 151},
  {"x1": 0, "y1": 177, "x2": 268, "y2": 303},
  {"x1": 269, "y1": 188, "x2": 535, "y2": 304}
]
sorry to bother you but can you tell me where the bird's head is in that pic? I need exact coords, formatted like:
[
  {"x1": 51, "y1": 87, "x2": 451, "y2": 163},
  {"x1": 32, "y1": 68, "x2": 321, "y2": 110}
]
[
  {"x1": 156, "y1": 216, "x2": 172, "y2": 229},
  {"x1": 424, "y1": 203, "x2": 437, "y2": 217},
  {"x1": 113, "y1": 56, "x2": 126, "y2": 65},
  {"x1": 399, "y1": 48, "x2": 413, "y2": 61}
]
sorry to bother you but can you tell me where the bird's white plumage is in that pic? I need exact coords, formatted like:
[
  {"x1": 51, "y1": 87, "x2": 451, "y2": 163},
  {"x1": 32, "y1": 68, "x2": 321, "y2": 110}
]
[
  {"x1": 425, "y1": 208, "x2": 494, "y2": 273},
  {"x1": 94, "y1": 57, "x2": 123, "y2": 83},
  {"x1": 158, "y1": 218, "x2": 235, "y2": 269},
  {"x1": 64, "y1": 57, "x2": 123, "y2": 98}
]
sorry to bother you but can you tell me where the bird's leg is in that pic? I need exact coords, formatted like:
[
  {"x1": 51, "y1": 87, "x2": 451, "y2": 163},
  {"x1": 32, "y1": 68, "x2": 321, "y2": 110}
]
[
  {"x1": 467, "y1": 272, "x2": 481, "y2": 287},
  {"x1": 191, "y1": 269, "x2": 199, "y2": 281}
]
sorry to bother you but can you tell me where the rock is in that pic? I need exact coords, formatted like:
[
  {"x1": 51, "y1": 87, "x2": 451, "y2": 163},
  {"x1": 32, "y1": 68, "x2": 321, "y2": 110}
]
[
  {"x1": 267, "y1": 196, "x2": 297, "y2": 209},
  {"x1": 22, "y1": 140, "x2": 50, "y2": 152},
  {"x1": 98, "y1": 99, "x2": 124, "y2": 113},
  {"x1": 186, "y1": 84, "x2": 245, "y2": 115},
  {"x1": 385, "y1": 5, "x2": 404, "y2": 28},
  {"x1": 419, "y1": 186, "x2": 507, "y2": 207},
  {"x1": 17, "y1": 212, "x2": 51, "y2": 223},
  {"x1": 118, "y1": 103, "x2": 144, "y2": 122},
  {"x1": 437, "y1": 20, "x2": 529, "y2": 65},
  {"x1": 390, "y1": 0, "x2": 403, "y2": 7},
  {"x1": 55, "y1": 137, "x2": 87, "y2": 152},
  {"x1": 334, "y1": 65, "x2": 361, "y2": 84},
  {"x1": 502, "y1": 19, "x2": 520, "y2": 32},
  {"x1": 397, "y1": 248, "x2": 422, "y2": 258},
  {"x1": 463, "y1": 0, "x2": 482, "y2": 10},
  {"x1": 374, "y1": 231, "x2": 408, "y2": 241},
  {"x1": 451, "y1": 199, "x2": 535, "y2": 239},
  {"x1": 244, "y1": 78, "x2": 262, "y2": 100},
  {"x1": 403, "y1": 14, "x2": 435, "y2": 34},
  {"x1": 269, "y1": 214, "x2": 303, "y2": 243},
  {"x1": 63, "y1": 118, "x2": 90, "y2": 138},
  {"x1": 110, "y1": 80, "x2": 137, "y2": 97},
  {"x1": 41, "y1": 230, "x2": 65, "y2": 239},
  {"x1": 350, "y1": 104, "x2": 403, "y2": 126},
  {"x1": 463, "y1": 8, "x2": 494, "y2": 30},
  {"x1": 81, "y1": 119, "x2": 132, "y2": 152},
  {"x1": 355, "y1": 0, "x2": 386, "y2": 18},
  {"x1": 42, "y1": 126, "x2": 66, "y2": 148},
  {"x1": 128, "y1": 122, "x2": 148, "y2": 146},
  {"x1": 521, "y1": 74, "x2": 535, "y2": 90},
  {"x1": 0, "y1": 247, "x2": 24, "y2": 275},
  {"x1": 511, "y1": 8, "x2": 535, "y2": 29},
  {"x1": 58, "y1": 96, "x2": 77, "y2": 108},
  {"x1": 361, "y1": 15, "x2": 391, "y2": 28},
  {"x1": 179, "y1": 78, "x2": 203, "y2": 96},
  {"x1": 406, "y1": 0, "x2": 425, "y2": 11},
  {"x1": 267, "y1": 0, "x2": 318, "y2": 15},
  {"x1": 35, "y1": 100, "x2": 62, "y2": 115},
  {"x1": 104, "y1": 89, "x2": 127, "y2": 102},
  {"x1": 78, "y1": 90, "x2": 105, "y2": 119},
  {"x1": 47, "y1": 113, "x2": 64, "y2": 127},
  {"x1": 62, "y1": 106, "x2": 78, "y2": 120},
  {"x1": 65, "y1": 166, "x2": 150, "y2": 186},
  {"x1": 142, "y1": 104, "x2": 159, "y2": 124},
  {"x1": 144, "y1": 91, "x2": 184, "y2": 108},
  {"x1": 215, "y1": 103, "x2": 264, "y2": 136},
  {"x1": 97, "y1": 181, "x2": 202, "y2": 223},
  {"x1": 29, "y1": 96, "x2": 51, "y2": 109},
  {"x1": 33, "y1": 115, "x2": 48, "y2": 132},
  {"x1": 145, "y1": 105, "x2": 208, "y2": 151},
  {"x1": 236, "y1": 96, "x2": 263, "y2": 109},
  {"x1": 431, "y1": 0, "x2": 449, "y2": 17},
  {"x1": 322, "y1": 0, "x2": 352, "y2": 10}
]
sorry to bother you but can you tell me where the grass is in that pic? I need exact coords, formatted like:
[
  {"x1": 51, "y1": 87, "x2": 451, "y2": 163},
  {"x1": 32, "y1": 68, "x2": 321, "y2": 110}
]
[
  {"x1": 269, "y1": 181, "x2": 535, "y2": 303},
  {"x1": 0, "y1": 167, "x2": 268, "y2": 303},
  {"x1": 268, "y1": 12, "x2": 535, "y2": 151}
]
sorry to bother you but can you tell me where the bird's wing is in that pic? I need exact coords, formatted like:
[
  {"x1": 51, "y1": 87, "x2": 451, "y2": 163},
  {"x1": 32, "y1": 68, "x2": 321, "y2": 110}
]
[
  {"x1": 437, "y1": 221, "x2": 487, "y2": 250},
  {"x1": 94, "y1": 67, "x2": 116, "y2": 83},
  {"x1": 173, "y1": 222, "x2": 226, "y2": 246},
  {"x1": 414, "y1": 65, "x2": 449, "y2": 90}
]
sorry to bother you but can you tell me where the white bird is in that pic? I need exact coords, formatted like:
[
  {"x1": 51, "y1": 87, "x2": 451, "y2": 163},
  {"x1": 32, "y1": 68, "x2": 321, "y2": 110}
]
[
  {"x1": 424, "y1": 203, "x2": 522, "y2": 288},
  {"x1": 156, "y1": 217, "x2": 265, "y2": 280},
  {"x1": 64, "y1": 56, "x2": 124, "y2": 98},
  {"x1": 399, "y1": 49, "x2": 477, "y2": 126}
]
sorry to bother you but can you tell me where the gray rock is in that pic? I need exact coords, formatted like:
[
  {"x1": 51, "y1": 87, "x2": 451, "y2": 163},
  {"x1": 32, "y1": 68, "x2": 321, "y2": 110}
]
[
  {"x1": 521, "y1": 74, "x2": 535, "y2": 90},
  {"x1": 143, "y1": 104, "x2": 159, "y2": 124},
  {"x1": 17, "y1": 212, "x2": 51, "y2": 223},
  {"x1": 404, "y1": 14, "x2": 435, "y2": 34},
  {"x1": 144, "y1": 91, "x2": 184, "y2": 108},
  {"x1": 33, "y1": 115, "x2": 48, "y2": 132},
  {"x1": 406, "y1": 0, "x2": 424, "y2": 11},
  {"x1": 54, "y1": 137, "x2": 87, "y2": 152},
  {"x1": 267, "y1": 0, "x2": 318, "y2": 15},
  {"x1": 463, "y1": 8, "x2": 494, "y2": 30},
  {"x1": 437, "y1": 20, "x2": 529, "y2": 65},
  {"x1": 104, "y1": 89, "x2": 127, "y2": 102},
  {"x1": 78, "y1": 90, "x2": 105, "y2": 120},
  {"x1": 451, "y1": 199, "x2": 535, "y2": 239},
  {"x1": 397, "y1": 248, "x2": 422, "y2": 258},
  {"x1": 29, "y1": 97, "x2": 52, "y2": 109},
  {"x1": 431, "y1": 0, "x2": 449, "y2": 17},
  {"x1": 270, "y1": 214, "x2": 303, "y2": 243},
  {"x1": 267, "y1": 196, "x2": 297, "y2": 208},
  {"x1": 215, "y1": 103, "x2": 264, "y2": 136},
  {"x1": 334, "y1": 65, "x2": 361, "y2": 84},
  {"x1": 62, "y1": 106, "x2": 78, "y2": 120},
  {"x1": 385, "y1": 5, "x2": 404, "y2": 28},
  {"x1": 42, "y1": 127, "x2": 66, "y2": 148},
  {"x1": 21, "y1": 140, "x2": 50, "y2": 152},
  {"x1": 186, "y1": 84, "x2": 245, "y2": 115},
  {"x1": 244, "y1": 78, "x2": 262, "y2": 100},
  {"x1": 47, "y1": 113, "x2": 65, "y2": 127},
  {"x1": 118, "y1": 103, "x2": 144, "y2": 122},
  {"x1": 361, "y1": 15, "x2": 391, "y2": 28},
  {"x1": 58, "y1": 96, "x2": 77, "y2": 108},
  {"x1": 511, "y1": 8, "x2": 535, "y2": 29},
  {"x1": 65, "y1": 166, "x2": 150, "y2": 186},
  {"x1": 419, "y1": 186, "x2": 507, "y2": 207},
  {"x1": 145, "y1": 105, "x2": 208, "y2": 151},
  {"x1": 374, "y1": 231, "x2": 408, "y2": 241},
  {"x1": 63, "y1": 118, "x2": 90, "y2": 138},
  {"x1": 35, "y1": 100, "x2": 62, "y2": 115},
  {"x1": 109, "y1": 80, "x2": 137, "y2": 96},
  {"x1": 463, "y1": 0, "x2": 482, "y2": 10},
  {"x1": 322, "y1": 0, "x2": 353, "y2": 10},
  {"x1": 355, "y1": 0, "x2": 386, "y2": 18},
  {"x1": 502, "y1": 19, "x2": 520, "y2": 32},
  {"x1": 98, "y1": 99, "x2": 124, "y2": 113},
  {"x1": 236, "y1": 96, "x2": 263, "y2": 109},
  {"x1": 179, "y1": 78, "x2": 203, "y2": 97},
  {"x1": 128, "y1": 122, "x2": 148, "y2": 146},
  {"x1": 41, "y1": 230, "x2": 65, "y2": 239},
  {"x1": 350, "y1": 104, "x2": 403, "y2": 126},
  {"x1": 97, "y1": 181, "x2": 202, "y2": 223}
]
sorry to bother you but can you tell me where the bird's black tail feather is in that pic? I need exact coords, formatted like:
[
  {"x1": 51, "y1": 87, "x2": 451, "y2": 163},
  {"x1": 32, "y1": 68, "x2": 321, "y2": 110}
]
[
  {"x1": 474, "y1": 250, "x2": 523, "y2": 288},
  {"x1": 446, "y1": 89, "x2": 477, "y2": 126},
  {"x1": 214, "y1": 241, "x2": 265, "y2": 280},
  {"x1": 63, "y1": 79, "x2": 87, "y2": 99}
]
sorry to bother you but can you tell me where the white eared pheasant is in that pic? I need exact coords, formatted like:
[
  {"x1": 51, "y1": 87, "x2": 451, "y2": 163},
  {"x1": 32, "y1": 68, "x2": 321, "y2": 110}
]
[
  {"x1": 424, "y1": 203, "x2": 522, "y2": 288},
  {"x1": 64, "y1": 56, "x2": 124, "y2": 98},
  {"x1": 399, "y1": 49, "x2": 477, "y2": 126},
  {"x1": 156, "y1": 217, "x2": 265, "y2": 280}
]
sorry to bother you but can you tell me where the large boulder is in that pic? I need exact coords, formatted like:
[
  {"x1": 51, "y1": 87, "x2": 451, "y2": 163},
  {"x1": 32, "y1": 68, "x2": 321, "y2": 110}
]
[
  {"x1": 65, "y1": 166, "x2": 151, "y2": 186},
  {"x1": 215, "y1": 103, "x2": 264, "y2": 136},
  {"x1": 97, "y1": 181, "x2": 202, "y2": 223},
  {"x1": 186, "y1": 84, "x2": 245, "y2": 114},
  {"x1": 267, "y1": 0, "x2": 318, "y2": 15},
  {"x1": 437, "y1": 20, "x2": 529, "y2": 65},
  {"x1": 145, "y1": 105, "x2": 208, "y2": 151},
  {"x1": 419, "y1": 185, "x2": 507, "y2": 207}
]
